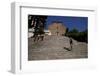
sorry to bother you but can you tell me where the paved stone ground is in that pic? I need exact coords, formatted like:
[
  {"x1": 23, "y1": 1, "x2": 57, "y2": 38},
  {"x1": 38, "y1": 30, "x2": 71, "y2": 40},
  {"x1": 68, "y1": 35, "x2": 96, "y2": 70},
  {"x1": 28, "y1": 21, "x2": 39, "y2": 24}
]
[{"x1": 28, "y1": 35, "x2": 88, "y2": 60}]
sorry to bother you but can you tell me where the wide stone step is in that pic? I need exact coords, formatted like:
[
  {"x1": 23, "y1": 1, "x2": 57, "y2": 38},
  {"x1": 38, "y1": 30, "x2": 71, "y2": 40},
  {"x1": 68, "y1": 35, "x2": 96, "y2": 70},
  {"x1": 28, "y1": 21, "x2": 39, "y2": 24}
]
[{"x1": 28, "y1": 35, "x2": 87, "y2": 60}]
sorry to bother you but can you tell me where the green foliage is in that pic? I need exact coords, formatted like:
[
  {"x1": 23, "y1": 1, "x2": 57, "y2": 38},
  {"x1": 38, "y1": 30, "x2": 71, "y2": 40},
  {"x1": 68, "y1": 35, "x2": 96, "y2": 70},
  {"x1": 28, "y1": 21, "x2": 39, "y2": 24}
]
[
  {"x1": 65, "y1": 28, "x2": 88, "y2": 43},
  {"x1": 28, "y1": 15, "x2": 47, "y2": 36},
  {"x1": 69, "y1": 28, "x2": 79, "y2": 33}
]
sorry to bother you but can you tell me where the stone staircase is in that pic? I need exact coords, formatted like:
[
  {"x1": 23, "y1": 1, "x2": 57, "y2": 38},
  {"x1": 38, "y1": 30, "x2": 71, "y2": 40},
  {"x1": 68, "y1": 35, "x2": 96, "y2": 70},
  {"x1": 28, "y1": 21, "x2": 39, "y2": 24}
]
[{"x1": 28, "y1": 35, "x2": 87, "y2": 60}]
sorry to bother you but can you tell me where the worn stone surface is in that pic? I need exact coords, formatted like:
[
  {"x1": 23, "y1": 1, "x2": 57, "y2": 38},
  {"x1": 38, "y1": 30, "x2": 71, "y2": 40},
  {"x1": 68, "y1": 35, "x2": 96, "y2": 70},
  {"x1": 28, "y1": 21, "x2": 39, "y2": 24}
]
[{"x1": 28, "y1": 35, "x2": 88, "y2": 60}]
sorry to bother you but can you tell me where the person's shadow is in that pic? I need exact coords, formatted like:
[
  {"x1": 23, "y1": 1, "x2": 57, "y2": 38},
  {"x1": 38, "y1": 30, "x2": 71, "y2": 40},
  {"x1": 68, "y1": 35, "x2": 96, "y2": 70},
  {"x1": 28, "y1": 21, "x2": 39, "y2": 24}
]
[{"x1": 63, "y1": 47, "x2": 71, "y2": 51}]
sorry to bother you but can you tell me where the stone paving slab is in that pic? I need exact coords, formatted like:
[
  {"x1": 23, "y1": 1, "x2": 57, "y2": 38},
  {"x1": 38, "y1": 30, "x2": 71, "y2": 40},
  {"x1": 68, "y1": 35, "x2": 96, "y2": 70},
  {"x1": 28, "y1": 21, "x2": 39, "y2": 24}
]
[{"x1": 28, "y1": 35, "x2": 88, "y2": 60}]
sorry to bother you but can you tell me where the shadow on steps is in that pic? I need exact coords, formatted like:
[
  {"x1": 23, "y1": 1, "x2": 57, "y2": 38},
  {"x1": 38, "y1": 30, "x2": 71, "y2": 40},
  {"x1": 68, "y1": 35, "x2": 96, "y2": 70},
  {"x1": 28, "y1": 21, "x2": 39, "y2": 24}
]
[{"x1": 63, "y1": 47, "x2": 72, "y2": 51}]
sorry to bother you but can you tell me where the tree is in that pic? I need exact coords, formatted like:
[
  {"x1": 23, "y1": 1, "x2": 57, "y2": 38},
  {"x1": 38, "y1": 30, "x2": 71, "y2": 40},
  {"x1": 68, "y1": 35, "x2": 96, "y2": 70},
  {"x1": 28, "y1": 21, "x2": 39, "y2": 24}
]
[
  {"x1": 30, "y1": 15, "x2": 47, "y2": 41},
  {"x1": 64, "y1": 28, "x2": 69, "y2": 36},
  {"x1": 69, "y1": 28, "x2": 79, "y2": 33}
]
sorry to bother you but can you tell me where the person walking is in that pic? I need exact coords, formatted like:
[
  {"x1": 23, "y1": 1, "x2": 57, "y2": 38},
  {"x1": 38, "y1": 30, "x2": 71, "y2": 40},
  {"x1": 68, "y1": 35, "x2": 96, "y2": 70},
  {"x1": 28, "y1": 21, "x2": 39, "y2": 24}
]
[{"x1": 69, "y1": 37, "x2": 73, "y2": 51}]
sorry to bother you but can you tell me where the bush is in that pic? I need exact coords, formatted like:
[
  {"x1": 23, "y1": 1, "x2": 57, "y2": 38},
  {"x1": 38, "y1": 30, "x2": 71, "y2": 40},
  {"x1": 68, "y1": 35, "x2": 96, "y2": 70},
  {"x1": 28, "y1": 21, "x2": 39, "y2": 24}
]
[{"x1": 65, "y1": 29, "x2": 88, "y2": 43}]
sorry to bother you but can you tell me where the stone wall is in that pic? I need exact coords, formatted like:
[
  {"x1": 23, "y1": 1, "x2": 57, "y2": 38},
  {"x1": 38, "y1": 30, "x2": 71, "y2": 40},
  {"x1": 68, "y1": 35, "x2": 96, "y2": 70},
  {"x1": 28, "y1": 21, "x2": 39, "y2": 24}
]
[{"x1": 48, "y1": 22, "x2": 66, "y2": 36}]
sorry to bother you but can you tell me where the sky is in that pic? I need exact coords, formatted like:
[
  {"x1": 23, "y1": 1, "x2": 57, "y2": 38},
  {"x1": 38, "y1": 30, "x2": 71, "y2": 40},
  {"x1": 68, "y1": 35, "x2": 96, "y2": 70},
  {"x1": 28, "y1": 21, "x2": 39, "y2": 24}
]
[{"x1": 45, "y1": 16, "x2": 88, "y2": 32}]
